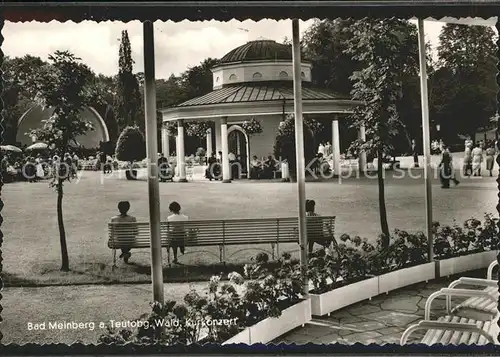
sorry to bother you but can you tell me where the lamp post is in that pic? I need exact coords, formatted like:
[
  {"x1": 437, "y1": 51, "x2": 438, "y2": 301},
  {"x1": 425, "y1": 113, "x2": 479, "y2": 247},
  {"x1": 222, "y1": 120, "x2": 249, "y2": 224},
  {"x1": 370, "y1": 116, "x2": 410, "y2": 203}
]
[
  {"x1": 292, "y1": 19, "x2": 309, "y2": 298},
  {"x1": 143, "y1": 21, "x2": 164, "y2": 305},
  {"x1": 417, "y1": 19, "x2": 434, "y2": 264}
]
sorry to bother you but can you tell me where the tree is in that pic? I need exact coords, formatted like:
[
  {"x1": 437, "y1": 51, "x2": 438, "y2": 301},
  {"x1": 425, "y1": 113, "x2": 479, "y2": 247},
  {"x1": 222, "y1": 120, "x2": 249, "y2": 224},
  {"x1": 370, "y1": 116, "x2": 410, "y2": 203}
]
[
  {"x1": 115, "y1": 126, "x2": 146, "y2": 180},
  {"x1": 89, "y1": 74, "x2": 120, "y2": 143},
  {"x1": 274, "y1": 114, "x2": 320, "y2": 180},
  {"x1": 433, "y1": 24, "x2": 497, "y2": 141},
  {"x1": 115, "y1": 30, "x2": 142, "y2": 132},
  {"x1": 3, "y1": 55, "x2": 47, "y2": 144},
  {"x1": 180, "y1": 58, "x2": 219, "y2": 99},
  {"x1": 28, "y1": 51, "x2": 95, "y2": 271},
  {"x1": 344, "y1": 19, "x2": 419, "y2": 242},
  {"x1": 301, "y1": 19, "x2": 361, "y2": 95}
]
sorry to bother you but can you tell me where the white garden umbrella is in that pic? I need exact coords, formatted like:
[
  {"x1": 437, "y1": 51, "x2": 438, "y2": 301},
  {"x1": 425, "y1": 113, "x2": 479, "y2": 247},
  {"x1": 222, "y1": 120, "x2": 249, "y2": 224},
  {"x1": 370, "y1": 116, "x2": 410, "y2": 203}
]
[
  {"x1": 26, "y1": 142, "x2": 48, "y2": 151},
  {"x1": 0, "y1": 145, "x2": 22, "y2": 153}
]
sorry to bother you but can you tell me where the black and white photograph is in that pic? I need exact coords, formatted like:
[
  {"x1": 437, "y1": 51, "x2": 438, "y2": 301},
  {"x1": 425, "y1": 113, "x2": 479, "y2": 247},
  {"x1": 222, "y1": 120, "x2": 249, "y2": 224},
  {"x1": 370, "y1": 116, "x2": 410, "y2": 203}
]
[{"x1": 1, "y1": 12, "x2": 500, "y2": 347}]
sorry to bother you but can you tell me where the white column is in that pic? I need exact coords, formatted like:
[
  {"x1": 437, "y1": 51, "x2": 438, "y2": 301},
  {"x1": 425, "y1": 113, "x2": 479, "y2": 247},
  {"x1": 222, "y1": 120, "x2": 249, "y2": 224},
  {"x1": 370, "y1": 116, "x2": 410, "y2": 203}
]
[
  {"x1": 220, "y1": 117, "x2": 231, "y2": 183},
  {"x1": 175, "y1": 134, "x2": 179, "y2": 174},
  {"x1": 215, "y1": 121, "x2": 222, "y2": 157},
  {"x1": 177, "y1": 120, "x2": 187, "y2": 182},
  {"x1": 206, "y1": 128, "x2": 213, "y2": 156},
  {"x1": 332, "y1": 118, "x2": 341, "y2": 177},
  {"x1": 358, "y1": 124, "x2": 367, "y2": 173},
  {"x1": 161, "y1": 127, "x2": 170, "y2": 158},
  {"x1": 142, "y1": 21, "x2": 163, "y2": 303}
]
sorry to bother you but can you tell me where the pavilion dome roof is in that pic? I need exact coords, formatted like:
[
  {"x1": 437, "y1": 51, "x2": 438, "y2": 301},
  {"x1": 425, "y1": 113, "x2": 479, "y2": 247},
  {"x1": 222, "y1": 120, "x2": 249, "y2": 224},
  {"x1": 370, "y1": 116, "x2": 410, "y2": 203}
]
[{"x1": 217, "y1": 39, "x2": 309, "y2": 66}]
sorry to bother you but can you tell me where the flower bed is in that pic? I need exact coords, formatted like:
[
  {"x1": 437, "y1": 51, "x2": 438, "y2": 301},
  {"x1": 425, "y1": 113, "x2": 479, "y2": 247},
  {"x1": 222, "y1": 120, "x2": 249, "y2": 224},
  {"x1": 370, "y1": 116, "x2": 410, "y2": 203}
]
[
  {"x1": 433, "y1": 214, "x2": 499, "y2": 276},
  {"x1": 307, "y1": 214, "x2": 499, "y2": 317},
  {"x1": 98, "y1": 252, "x2": 306, "y2": 345}
]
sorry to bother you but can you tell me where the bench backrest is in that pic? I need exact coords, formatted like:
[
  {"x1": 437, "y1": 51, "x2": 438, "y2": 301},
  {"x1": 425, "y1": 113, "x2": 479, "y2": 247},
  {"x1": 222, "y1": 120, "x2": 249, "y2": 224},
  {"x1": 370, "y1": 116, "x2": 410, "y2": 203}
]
[{"x1": 108, "y1": 216, "x2": 335, "y2": 246}]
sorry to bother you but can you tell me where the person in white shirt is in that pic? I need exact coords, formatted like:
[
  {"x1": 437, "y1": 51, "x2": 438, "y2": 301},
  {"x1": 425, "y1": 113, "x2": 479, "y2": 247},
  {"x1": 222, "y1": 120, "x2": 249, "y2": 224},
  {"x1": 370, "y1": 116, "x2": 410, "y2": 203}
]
[
  {"x1": 167, "y1": 201, "x2": 189, "y2": 264},
  {"x1": 471, "y1": 143, "x2": 484, "y2": 177},
  {"x1": 318, "y1": 143, "x2": 326, "y2": 157}
]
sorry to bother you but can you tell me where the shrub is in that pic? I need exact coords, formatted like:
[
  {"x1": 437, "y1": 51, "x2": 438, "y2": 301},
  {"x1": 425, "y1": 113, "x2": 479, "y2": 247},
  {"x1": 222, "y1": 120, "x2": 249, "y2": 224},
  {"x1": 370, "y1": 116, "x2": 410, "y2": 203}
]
[
  {"x1": 99, "y1": 252, "x2": 303, "y2": 345},
  {"x1": 433, "y1": 213, "x2": 499, "y2": 259},
  {"x1": 195, "y1": 147, "x2": 206, "y2": 158},
  {"x1": 273, "y1": 114, "x2": 318, "y2": 174},
  {"x1": 115, "y1": 126, "x2": 146, "y2": 163}
]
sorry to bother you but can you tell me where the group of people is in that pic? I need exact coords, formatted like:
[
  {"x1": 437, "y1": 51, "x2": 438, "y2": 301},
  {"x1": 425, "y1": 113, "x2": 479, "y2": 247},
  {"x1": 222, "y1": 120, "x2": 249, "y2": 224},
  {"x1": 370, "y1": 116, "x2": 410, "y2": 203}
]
[
  {"x1": 205, "y1": 151, "x2": 244, "y2": 180},
  {"x1": 462, "y1": 138, "x2": 497, "y2": 177},
  {"x1": 249, "y1": 155, "x2": 279, "y2": 179},
  {"x1": 110, "y1": 200, "x2": 189, "y2": 264},
  {"x1": 1, "y1": 151, "x2": 80, "y2": 183},
  {"x1": 437, "y1": 138, "x2": 498, "y2": 189}
]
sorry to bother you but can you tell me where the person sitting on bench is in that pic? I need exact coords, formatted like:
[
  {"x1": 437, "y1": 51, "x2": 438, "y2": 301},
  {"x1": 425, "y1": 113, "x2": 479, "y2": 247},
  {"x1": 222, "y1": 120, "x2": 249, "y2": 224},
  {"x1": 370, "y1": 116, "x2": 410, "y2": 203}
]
[
  {"x1": 306, "y1": 199, "x2": 335, "y2": 254},
  {"x1": 249, "y1": 155, "x2": 262, "y2": 179},
  {"x1": 262, "y1": 155, "x2": 277, "y2": 179},
  {"x1": 167, "y1": 201, "x2": 189, "y2": 264},
  {"x1": 110, "y1": 201, "x2": 137, "y2": 263}
]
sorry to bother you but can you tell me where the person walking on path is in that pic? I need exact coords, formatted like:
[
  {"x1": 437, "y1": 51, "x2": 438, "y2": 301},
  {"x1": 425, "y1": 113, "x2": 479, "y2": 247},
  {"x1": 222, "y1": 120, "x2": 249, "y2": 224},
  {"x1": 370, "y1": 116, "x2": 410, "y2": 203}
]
[
  {"x1": 463, "y1": 143, "x2": 473, "y2": 177},
  {"x1": 471, "y1": 143, "x2": 484, "y2": 177},
  {"x1": 411, "y1": 139, "x2": 419, "y2": 168},
  {"x1": 485, "y1": 142, "x2": 496, "y2": 177},
  {"x1": 439, "y1": 147, "x2": 460, "y2": 188}
]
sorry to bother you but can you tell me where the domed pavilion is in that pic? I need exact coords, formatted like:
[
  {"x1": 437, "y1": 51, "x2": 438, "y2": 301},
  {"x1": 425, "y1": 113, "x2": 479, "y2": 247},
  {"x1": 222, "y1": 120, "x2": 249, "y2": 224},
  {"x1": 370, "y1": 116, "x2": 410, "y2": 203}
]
[{"x1": 160, "y1": 39, "x2": 362, "y2": 182}]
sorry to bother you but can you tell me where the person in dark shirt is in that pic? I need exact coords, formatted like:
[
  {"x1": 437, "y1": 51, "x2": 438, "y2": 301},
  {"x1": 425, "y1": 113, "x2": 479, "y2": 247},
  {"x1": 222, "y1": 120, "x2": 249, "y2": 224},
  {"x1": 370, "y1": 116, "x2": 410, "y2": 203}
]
[{"x1": 109, "y1": 201, "x2": 137, "y2": 263}]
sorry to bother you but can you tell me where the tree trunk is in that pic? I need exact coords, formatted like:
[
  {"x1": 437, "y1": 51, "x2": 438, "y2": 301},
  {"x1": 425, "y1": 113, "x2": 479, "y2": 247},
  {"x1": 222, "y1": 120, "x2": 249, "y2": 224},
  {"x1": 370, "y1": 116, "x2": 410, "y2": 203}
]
[
  {"x1": 57, "y1": 179, "x2": 70, "y2": 271},
  {"x1": 377, "y1": 149, "x2": 390, "y2": 248}
]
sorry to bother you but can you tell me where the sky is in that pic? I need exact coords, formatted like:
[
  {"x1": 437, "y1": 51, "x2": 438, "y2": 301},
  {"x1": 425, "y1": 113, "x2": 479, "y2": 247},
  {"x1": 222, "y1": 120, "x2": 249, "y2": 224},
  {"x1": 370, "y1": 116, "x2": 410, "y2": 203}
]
[{"x1": 4, "y1": 19, "x2": 448, "y2": 80}]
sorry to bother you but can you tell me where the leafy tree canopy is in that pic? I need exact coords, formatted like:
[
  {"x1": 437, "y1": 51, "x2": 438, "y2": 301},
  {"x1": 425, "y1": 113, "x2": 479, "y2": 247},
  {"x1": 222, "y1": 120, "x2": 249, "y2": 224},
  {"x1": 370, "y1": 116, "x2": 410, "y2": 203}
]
[{"x1": 115, "y1": 125, "x2": 147, "y2": 162}]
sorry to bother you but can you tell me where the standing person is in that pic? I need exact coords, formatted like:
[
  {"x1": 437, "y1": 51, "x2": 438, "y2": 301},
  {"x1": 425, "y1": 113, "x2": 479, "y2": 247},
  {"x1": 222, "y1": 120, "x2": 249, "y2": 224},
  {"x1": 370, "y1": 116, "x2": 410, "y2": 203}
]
[
  {"x1": 64, "y1": 153, "x2": 73, "y2": 179},
  {"x1": 35, "y1": 155, "x2": 45, "y2": 180},
  {"x1": 439, "y1": 139, "x2": 444, "y2": 154},
  {"x1": 471, "y1": 143, "x2": 484, "y2": 177},
  {"x1": 411, "y1": 139, "x2": 419, "y2": 168},
  {"x1": 485, "y1": 142, "x2": 496, "y2": 177},
  {"x1": 157, "y1": 153, "x2": 169, "y2": 182},
  {"x1": 228, "y1": 151, "x2": 238, "y2": 179},
  {"x1": 109, "y1": 201, "x2": 137, "y2": 263},
  {"x1": 463, "y1": 143, "x2": 473, "y2": 177},
  {"x1": 167, "y1": 201, "x2": 189, "y2": 264},
  {"x1": 205, "y1": 152, "x2": 218, "y2": 181},
  {"x1": 439, "y1": 147, "x2": 460, "y2": 188},
  {"x1": 1, "y1": 154, "x2": 10, "y2": 183},
  {"x1": 72, "y1": 152, "x2": 80, "y2": 171}
]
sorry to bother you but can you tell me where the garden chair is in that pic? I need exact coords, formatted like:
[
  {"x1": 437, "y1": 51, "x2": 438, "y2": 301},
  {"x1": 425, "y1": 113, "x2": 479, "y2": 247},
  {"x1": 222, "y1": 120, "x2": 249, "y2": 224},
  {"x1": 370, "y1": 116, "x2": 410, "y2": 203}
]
[
  {"x1": 444, "y1": 260, "x2": 499, "y2": 317},
  {"x1": 400, "y1": 262, "x2": 499, "y2": 345}
]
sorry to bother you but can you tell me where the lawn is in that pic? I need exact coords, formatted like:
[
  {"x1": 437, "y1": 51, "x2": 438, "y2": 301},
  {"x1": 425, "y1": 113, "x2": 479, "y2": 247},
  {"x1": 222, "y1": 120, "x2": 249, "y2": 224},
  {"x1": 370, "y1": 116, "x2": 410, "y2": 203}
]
[{"x1": 2, "y1": 160, "x2": 498, "y2": 286}]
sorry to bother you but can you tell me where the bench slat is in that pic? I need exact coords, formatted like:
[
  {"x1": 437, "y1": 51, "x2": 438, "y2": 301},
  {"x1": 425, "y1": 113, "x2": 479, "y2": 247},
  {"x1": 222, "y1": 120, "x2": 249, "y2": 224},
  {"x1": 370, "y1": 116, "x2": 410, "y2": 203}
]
[{"x1": 439, "y1": 316, "x2": 462, "y2": 345}]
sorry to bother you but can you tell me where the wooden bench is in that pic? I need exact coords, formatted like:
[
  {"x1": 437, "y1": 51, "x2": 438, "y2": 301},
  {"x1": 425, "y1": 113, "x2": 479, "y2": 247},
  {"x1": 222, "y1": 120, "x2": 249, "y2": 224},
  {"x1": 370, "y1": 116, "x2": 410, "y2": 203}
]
[
  {"x1": 108, "y1": 216, "x2": 336, "y2": 267},
  {"x1": 400, "y1": 286, "x2": 497, "y2": 345}
]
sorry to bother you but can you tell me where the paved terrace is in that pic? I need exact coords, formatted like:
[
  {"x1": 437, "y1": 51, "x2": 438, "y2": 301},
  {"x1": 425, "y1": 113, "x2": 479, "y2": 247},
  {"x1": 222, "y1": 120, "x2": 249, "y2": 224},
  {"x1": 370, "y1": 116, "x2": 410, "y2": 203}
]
[
  {"x1": 2, "y1": 269, "x2": 494, "y2": 345},
  {"x1": 275, "y1": 269, "x2": 495, "y2": 345}
]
